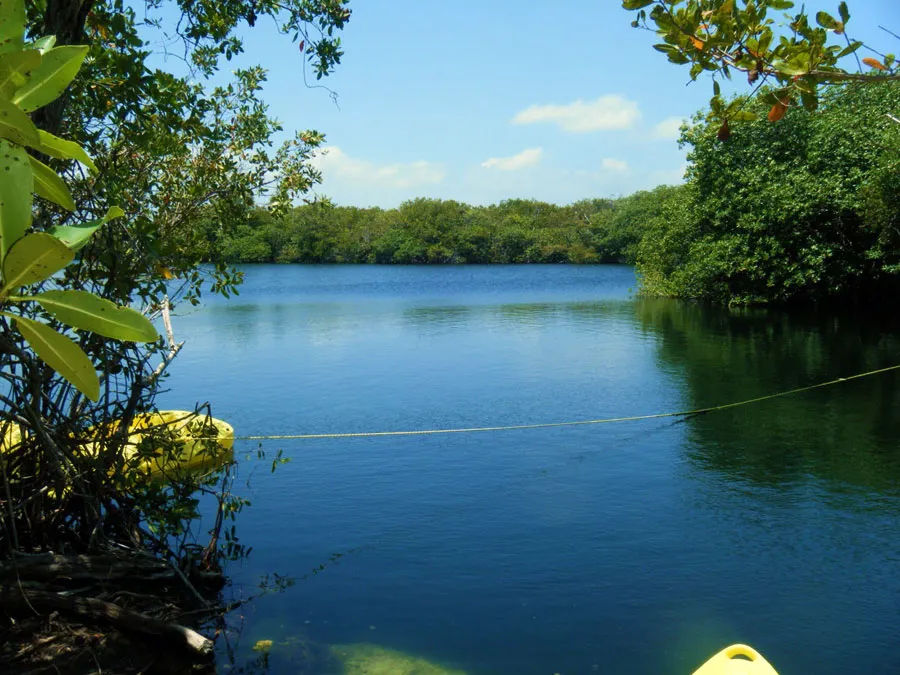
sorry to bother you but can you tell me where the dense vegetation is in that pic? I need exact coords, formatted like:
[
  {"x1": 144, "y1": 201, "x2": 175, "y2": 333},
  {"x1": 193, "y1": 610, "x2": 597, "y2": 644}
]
[
  {"x1": 1, "y1": 0, "x2": 347, "y2": 670},
  {"x1": 215, "y1": 190, "x2": 682, "y2": 265},
  {"x1": 219, "y1": 80, "x2": 898, "y2": 307},
  {"x1": 637, "y1": 83, "x2": 900, "y2": 304}
]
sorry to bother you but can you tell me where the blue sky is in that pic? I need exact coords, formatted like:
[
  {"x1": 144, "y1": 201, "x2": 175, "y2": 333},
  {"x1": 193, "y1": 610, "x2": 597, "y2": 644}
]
[{"x1": 155, "y1": 0, "x2": 898, "y2": 208}]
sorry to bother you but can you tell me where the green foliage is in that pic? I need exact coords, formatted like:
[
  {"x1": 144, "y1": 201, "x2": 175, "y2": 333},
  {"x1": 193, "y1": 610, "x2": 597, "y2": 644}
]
[
  {"x1": 0, "y1": 5, "x2": 157, "y2": 400},
  {"x1": 218, "y1": 197, "x2": 656, "y2": 265},
  {"x1": 0, "y1": 0, "x2": 348, "y2": 569},
  {"x1": 624, "y1": 1, "x2": 899, "y2": 131},
  {"x1": 637, "y1": 83, "x2": 900, "y2": 303}
]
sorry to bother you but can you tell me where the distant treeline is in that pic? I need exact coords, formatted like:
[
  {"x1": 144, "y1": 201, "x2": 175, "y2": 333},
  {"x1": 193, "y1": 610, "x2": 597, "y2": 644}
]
[
  {"x1": 214, "y1": 191, "x2": 680, "y2": 265},
  {"x1": 206, "y1": 82, "x2": 899, "y2": 305}
]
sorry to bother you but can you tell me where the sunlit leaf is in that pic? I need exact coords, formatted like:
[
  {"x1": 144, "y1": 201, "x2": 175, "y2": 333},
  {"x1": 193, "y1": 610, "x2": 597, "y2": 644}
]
[
  {"x1": 4, "y1": 312, "x2": 99, "y2": 400},
  {"x1": 0, "y1": 0, "x2": 25, "y2": 55},
  {"x1": 0, "y1": 139, "x2": 32, "y2": 263},
  {"x1": 27, "y1": 36, "x2": 56, "y2": 54},
  {"x1": 36, "y1": 130, "x2": 97, "y2": 173},
  {"x1": 33, "y1": 290, "x2": 159, "y2": 342},
  {"x1": 47, "y1": 206, "x2": 124, "y2": 250},
  {"x1": 0, "y1": 49, "x2": 40, "y2": 97},
  {"x1": 28, "y1": 155, "x2": 75, "y2": 211},
  {"x1": 2, "y1": 232, "x2": 73, "y2": 290},
  {"x1": 0, "y1": 95, "x2": 39, "y2": 148},
  {"x1": 13, "y1": 46, "x2": 88, "y2": 112}
]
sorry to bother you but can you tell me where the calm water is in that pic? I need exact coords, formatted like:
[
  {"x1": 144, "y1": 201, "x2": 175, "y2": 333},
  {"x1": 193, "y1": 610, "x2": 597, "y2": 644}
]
[{"x1": 160, "y1": 265, "x2": 900, "y2": 675}]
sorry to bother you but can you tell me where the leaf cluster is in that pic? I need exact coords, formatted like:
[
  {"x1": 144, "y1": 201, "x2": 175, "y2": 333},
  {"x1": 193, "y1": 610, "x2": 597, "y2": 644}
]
[
  {"x1": 0, "y1": 2, "x2": 157, "y2": 401},
  {"x1": 623, "y1": 1, "x2": 898, "y2": 132}
]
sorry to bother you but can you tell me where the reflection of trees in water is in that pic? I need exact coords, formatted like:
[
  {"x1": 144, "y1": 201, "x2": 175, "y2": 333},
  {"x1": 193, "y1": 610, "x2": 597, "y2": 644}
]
[{"x1": 635, "y1": 298, "x2": 900, "y2": 493}]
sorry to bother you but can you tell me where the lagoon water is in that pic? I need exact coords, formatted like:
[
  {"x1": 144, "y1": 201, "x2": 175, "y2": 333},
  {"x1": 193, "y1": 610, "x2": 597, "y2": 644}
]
[{"x1": 160, "y1": 265, "x2": 900, "y2": 674}]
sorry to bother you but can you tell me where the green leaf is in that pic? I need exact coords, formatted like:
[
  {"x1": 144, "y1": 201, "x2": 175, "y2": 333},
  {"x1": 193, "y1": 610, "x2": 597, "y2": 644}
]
[
  {"x1": 47, "y1": 206, "x2": 124, "y2": 250},
  {"x1": 28, "y1": 155, "x2": 76, "y2": 211},
  {"x1": 622, "y1": 0, "x2": 655, "y2": 9},
  {"x1": 5, "y1": 312, "x2": 99, "y2": 400},
  {"x1": 2, "y1": 232, "x2": 73, "y2": 290},
  {"x1": 653, "y1": 43, "x2": 690, "y2": 64},
  {"x1": 0, "y1": 49, "x2": 40, "y2": 98},
  {"x1": 27, "y1": 36, "x2": 56, "y2": 54},
  {"x1": 0, "y1": 0, "x2": 25, "y2": 55},
  {"x1": 33, "y1": 290, "x2": 159, "y2": 342},
  {"x1": 838, "y1": 2, "x2": 849, "y2": 24},
  {"x1": 12, "y1": 46, "x2": 88, "y2": 113},
  {"x1": 35, "y1": 130, "x2": 97, "y2": 173},
  {"x1": 0, "y1": 95, "x2": 39, "y2": 147},
  {"x1": 773, "y1": 61, "x2": 807, "y2": 76},
  {"x1": 815, "y1": 11, "x2": 838, "y2": 30},
  {"x1": 0, "y1": 139, "x2": 32, "y2": 263},
  {"x1": 837, "y1": 41, "x2": 863, "y2": 58}
]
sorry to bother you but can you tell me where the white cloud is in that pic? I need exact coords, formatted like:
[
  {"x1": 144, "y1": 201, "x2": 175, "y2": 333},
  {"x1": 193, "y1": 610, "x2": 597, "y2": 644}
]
[
  {"x1": 511, "y1": 95, "x2": 640, "y2": 133},
  {"x1": 312, "y1": 146, "x2": 445, "y2": 189},
  {"x1": 481, "y1": 147, "x2": 543, "y2": 171},
  {"x1": 601, "y1": 158, "x2": 629, "y2": 173},
  {"x1": 653, "y1": 116, "x2": 686, "y2": 140}
]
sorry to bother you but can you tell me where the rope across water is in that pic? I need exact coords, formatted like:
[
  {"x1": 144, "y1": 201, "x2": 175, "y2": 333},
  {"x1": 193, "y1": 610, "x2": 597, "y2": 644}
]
[{"x1": 227, "y1": 364, "x2": 900, "y2": 442}]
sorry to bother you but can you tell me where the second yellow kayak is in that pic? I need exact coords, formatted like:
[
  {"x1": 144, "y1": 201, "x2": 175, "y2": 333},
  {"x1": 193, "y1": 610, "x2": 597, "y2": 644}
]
[{"x1": 693, "y1": 645, "x2": 779, "y2": 675}]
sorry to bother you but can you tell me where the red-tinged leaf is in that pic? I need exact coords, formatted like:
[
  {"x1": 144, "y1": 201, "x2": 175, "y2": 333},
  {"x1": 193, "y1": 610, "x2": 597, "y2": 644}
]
[
  {"x1": 298, "y1": 40, "x2": 305, "y2": 52},
  {"x1": 717, "y1": 120, "x2": 731, "y2": 141},
  {"x1": 862, "y1": 57, "x2": 886, "y2": 71},
  {"x1": 768, "y1": 101, "x2": 788, "y2": 122}
]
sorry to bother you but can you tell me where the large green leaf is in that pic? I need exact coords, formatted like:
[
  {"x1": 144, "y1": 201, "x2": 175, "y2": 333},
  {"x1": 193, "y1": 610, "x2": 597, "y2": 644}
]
[
  {"x1": 0, "y1": 49, "x2": 40, "y2": 97},
  {"x1": 5, "y1": 312, "x2": 99, "y2": 401},
  {"x1": 28, "y1": 155, "x2": 76, "y2": 211},
  {"x1": 33, "y1": 290, "x2": 159, "y2": 342},
  {"x1": 36, "y1": 130, "x2": 97, "y2": 173},
  {"x1": 0, "y1": 95, "x2": 39, "y2": 146},
  {"x1": 48, "y1": 207, "x2": 124, "y2": 251},
  {"x1": 0, "y1": 0, "x2": 25, "y2": 55},
  {"x1": 0, "y1": 139, "x2": 33, "y2": 263},
  {"x1": 13, "y1": 46, "x2": 88, "y2": 113},
  {"x1": 2, "y1": 232, "x2": 73, "y2": 290}
]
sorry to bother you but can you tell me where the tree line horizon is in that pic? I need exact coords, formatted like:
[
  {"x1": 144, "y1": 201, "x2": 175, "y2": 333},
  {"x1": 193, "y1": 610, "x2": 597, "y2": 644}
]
[{"x1": 216, "y1": 81, "x2": 899, "y2": 306}]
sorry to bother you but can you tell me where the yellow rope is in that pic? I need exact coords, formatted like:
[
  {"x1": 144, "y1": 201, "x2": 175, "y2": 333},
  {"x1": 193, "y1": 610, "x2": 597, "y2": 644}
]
[{"x1": 230, "y1": 363, "x2": 900, "y2": 441}]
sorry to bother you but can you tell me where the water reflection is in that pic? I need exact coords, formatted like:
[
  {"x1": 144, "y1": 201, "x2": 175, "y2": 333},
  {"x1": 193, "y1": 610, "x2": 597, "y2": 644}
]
[{"x1": 636, "y1": 298, "x2": 900, "y2": 493}]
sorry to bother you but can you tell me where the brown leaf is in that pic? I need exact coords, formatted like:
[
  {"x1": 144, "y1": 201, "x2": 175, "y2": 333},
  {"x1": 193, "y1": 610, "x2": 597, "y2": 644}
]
[
  {"x1": 768, "y1": 100, "x2": 788, "y2": 122},
  {"x1": 748, "y1": 69, "x2": 759, "y2": 84},
  {"x1": 717, "y1": 120, "x2": 731, "y2": 141},
  {"x1": 862, "y1": 57, "x2": 886, "y2": 71}
]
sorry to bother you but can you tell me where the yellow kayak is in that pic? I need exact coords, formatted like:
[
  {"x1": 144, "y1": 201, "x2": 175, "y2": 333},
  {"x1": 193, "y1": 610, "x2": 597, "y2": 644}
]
[
  {"x1": 104, "y1": 410, "x2": 235, "y2": 476},
  {"x1": 693, "y1": 645, "x2": 778, "y2": 675},
  {"x1": 1, "y1": 410, "x2": 234, "y2": 478}
]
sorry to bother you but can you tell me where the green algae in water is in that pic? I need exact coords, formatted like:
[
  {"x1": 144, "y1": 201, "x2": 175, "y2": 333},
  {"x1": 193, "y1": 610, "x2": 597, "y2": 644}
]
[{"x1": 331, "y1": 643, "x2": 467, "y2": 675}]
